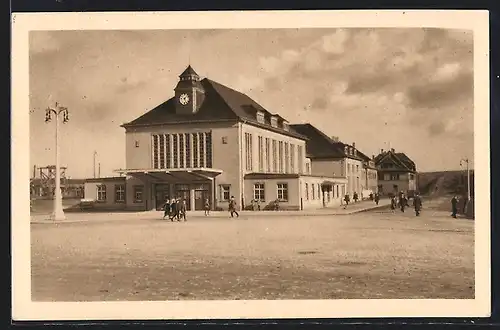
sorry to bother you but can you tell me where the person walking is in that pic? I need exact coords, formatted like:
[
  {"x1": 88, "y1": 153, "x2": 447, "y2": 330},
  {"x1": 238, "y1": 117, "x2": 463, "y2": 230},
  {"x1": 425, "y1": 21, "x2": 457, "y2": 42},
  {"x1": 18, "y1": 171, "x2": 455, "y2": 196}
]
[
  {"x1": 204, "y1": 198, "x2": 210, "y2": 216},
  {"x1": 400, "y1": 194, "x2": 407, "y2": 213},
  {"x1": 180, "y1": 199, "x2": 187, "y2": 221},
  {"x1": 353, "y1": 192, "x2": 359, "y2": 203},
  {"x1": 343, "y1": 193, "x2": 350, "y2": 209},
  {"x1": 374, "y1": 193, "x2": 380, "y2": 205},
  {"x1": 413, "y1": 192, "x2": 422, "y2": 216},
  {"x1": 451, "y1": 195, "x2": 459, "y2": 218},
  {"x1": 162, "y1": 198, "x2": 171, "y2": 220},
  {"x1": 169, "y1": 198, "x2": 177, "y2": 221},
  {"x1": 390, "y1": 195, "x2": 397, "y2": 212},
  {"x1": 228, "y1": 196, "x2": 239, "y2": 218}
]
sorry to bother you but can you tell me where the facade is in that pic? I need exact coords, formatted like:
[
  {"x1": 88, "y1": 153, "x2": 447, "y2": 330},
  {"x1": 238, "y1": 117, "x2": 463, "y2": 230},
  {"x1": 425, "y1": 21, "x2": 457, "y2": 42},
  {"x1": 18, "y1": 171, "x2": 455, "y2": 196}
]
[
  {"x1": 290, "y1": 124, "x2": 368, "y2": 199},
  {"x1": 357, "y1": 152, "x2": 379, "y2": 196},
  {"x1": 374, "y1": 148, "x2": 417, "y2": 196},
  {"x1": 85, "y1": 66, "x2": 346, "y2": 211}
]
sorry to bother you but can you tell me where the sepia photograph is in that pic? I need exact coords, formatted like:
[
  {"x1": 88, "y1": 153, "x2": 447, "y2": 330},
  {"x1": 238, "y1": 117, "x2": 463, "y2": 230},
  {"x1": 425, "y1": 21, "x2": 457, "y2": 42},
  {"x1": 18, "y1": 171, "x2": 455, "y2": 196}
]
[{"x1": 12, "y1": 10, "x2": 490, "y2": 320}]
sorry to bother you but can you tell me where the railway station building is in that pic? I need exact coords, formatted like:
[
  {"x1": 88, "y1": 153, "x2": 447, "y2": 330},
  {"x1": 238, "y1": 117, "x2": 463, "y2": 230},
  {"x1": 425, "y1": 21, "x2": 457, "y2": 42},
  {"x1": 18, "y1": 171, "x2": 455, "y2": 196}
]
[{"x1": 84, "y1": 66, "x2": 347, "y2": 211}]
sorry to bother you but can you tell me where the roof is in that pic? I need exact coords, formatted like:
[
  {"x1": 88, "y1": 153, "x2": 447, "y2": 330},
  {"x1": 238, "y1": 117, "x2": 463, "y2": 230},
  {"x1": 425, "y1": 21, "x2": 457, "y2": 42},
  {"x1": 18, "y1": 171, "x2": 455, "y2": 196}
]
[
  {"x1": 374, "y1": 150, "x2": 416, "y2": 172},
  {"x1": 290, "y1": 123, "x2": 364, "y2": 160},
  {"x1": 122, "y1": 77, "x2": 307, "y2": 140},
  {"x1": 179, "y1": 65, "x2": 199, "y2": 77},
  {"x1": 85, "y1": 177, "x2": 126, "y2": 183}
]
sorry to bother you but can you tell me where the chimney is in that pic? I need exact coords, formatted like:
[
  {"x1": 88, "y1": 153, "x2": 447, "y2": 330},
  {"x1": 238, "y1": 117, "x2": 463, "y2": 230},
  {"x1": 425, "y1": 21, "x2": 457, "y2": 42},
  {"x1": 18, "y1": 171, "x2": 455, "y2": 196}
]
[
  {"x1": 381, "y1": 149, "x2": 384, "y2": 154},
  {"x1": 372, "y1": 155, "x2": 375, "y2": 160},
  {"x1": 391, "y1": 148, "x2": 395, "y2": 152},
  {"x1": 352, "y1": 142, "x2": 356, "y2": 148}
]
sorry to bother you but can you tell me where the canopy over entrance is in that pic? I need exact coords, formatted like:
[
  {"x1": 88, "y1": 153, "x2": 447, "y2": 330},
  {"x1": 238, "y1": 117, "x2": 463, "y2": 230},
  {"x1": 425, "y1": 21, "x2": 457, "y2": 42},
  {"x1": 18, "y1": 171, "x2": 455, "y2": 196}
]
[{"x1": 115, "y1": 168, "x2": 223, "y2": 182}]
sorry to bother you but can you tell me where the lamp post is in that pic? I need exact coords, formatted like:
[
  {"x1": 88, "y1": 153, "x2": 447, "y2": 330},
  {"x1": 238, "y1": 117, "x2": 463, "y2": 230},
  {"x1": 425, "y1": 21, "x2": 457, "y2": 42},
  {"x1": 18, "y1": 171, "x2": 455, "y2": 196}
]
[
  {"x1": 45, "y1": 102, "x2": 69, "y2": 221},
  {"x1": 459, "y1": 158, "x2": 471, "y2": 201},
  {"x1": 93, "y1": 151, "x2": 97, "y2": 178}
]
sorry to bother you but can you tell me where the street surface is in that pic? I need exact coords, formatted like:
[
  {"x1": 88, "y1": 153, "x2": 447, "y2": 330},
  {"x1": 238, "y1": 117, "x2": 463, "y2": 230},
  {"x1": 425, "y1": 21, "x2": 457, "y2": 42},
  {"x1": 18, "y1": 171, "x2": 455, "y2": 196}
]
[{"x1": 31, "y1": 198, "x2": 474, "y2": 301}]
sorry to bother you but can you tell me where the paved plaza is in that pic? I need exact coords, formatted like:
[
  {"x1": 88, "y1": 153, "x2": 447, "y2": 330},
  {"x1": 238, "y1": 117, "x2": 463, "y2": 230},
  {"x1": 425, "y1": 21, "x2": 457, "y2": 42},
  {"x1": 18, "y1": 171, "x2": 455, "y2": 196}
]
[{"x1": 31, "y1": 198, "x2": 474, "y2": 301}]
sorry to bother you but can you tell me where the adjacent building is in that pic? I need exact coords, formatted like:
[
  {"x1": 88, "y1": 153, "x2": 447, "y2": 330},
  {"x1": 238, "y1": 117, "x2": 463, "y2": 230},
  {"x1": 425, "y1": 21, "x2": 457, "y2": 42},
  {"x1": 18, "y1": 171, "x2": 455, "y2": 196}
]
[
  {"x1": 290, "y1": 123, "x2": 374, "y2": 199},
  {"x1": 84, "y1": 66, "x2": 347, "y2": 211},
  {"x1": 374, "y1": 148, "x2": 417, "y2": 196}
]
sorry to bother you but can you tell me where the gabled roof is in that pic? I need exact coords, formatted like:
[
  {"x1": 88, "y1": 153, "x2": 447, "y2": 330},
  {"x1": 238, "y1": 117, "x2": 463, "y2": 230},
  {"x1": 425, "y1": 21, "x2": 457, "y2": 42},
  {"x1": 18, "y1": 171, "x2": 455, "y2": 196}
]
[
  {"x1": 375, "y1": 150, "x2": 416, "y2": 171},
  {"x1": 290, "y1": 123, "x2": 363, "y2": 160},
  {"x1": 122, "y1": 78, "x2": 306, "y2": 140}
]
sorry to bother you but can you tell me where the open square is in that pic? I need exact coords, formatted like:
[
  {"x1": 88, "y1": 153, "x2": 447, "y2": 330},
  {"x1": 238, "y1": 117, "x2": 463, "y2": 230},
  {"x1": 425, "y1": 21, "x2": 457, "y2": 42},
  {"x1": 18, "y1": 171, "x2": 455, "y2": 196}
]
[{"x1": 31, "y1": 201, "x2": 474, "y2": 301}]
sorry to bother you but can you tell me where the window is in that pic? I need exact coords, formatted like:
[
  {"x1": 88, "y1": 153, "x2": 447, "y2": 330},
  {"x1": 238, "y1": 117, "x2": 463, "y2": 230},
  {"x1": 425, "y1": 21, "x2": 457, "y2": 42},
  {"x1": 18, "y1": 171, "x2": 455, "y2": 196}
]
[
  {"x1": 312, "y1": 184, "x2": 315, "y2": 200},
  {"x1": 305, "y1": 162, "x2": 311, "y2": 174},
  {"x1": 390, "y1": 174, "x2": 400, "y2": 180},
  {"x1": 199, "y1": 132, "x2": 206, "y2": 168},
  {"x1": 265, "y1": 138, "x2": 271, "y2": 172},
  {"x1": 253, "y1": 183, "x2": 265, "y2": 201},
  {"x1": 245, "y1": 133, "x2": 253, "y2": 171},
  {"x1": 278, "y1": 141, "x2": 284, "y2": 173},
  {"x1": 193, "y1": 133, "x2": 199, "y2": 167},
  {"x1": 115, "y1": 184, "x2": 125, "y2": 203},
  {"x1": 284, "y1": 142, "x2": 289, "y2": 173},
  {"x1": 97, "y1": 184, "x2": 106, "y2": 202},
  {"x1": 305, "y1": 183, "x2": 309, "y2": 200},
  {"x1": 179, "y1": 133, "x2": 185, "y2": 168},
  {"x1": 173, "y1": 134, "x2": 179, "y2": 168},
  {"x1": 283, "y1": 122, "x2": 289, "y2": 131},
  {"x1": 152, "y1": 135, "x2": 159, "y2": 169},
  {"x1": 257, "y1": 111, "x2": 265, "y2": 124},
  {"x1": 271, "y1": 116, "x2": 278, "y2": 128},
  {"x1": 409, "y1": 174, "x2": 415, "y2": 180},
  {"x1": 165, "y1": 134, "x2": 171, "y2": 168},
  {"x1": 277, "y1": 183, "x2": 288, "y2": 202},
  {"x1": 356, "y1": 165, "x2": 359, "y2": 172},
  {"x1": 297, "y1": 145, "x2": 303, "y2": 174},
  {"x1": 185, "y1": 133, "x2": 191, "y2": 168},
  {"x1": 133, "y1": 186, "x2": 144, "y2": 203},
  {"x1": 222, "y1": 136, "x2": 228, "y2": 144},
  {"x1": 258, "y1": 136, "x2": 264, "y2": 172},
  {"x1": 220, "y1": 185, "x2": 230, "y2": 201},
  {"x1": 290, "y1": 144, "x2": 295, "y2": 173},
  {"x1": 153, "y1": 132, "x2": 212, "y2": 169},
  {"x1": 317, "y1": 185, "x2": 321, "y2": 199},
  {"x1": 272, "y1": 140, "x2": 278, "y2": 172},
  {"x1": 135, "y1": 141, "x2": 140, "y2": 147}
]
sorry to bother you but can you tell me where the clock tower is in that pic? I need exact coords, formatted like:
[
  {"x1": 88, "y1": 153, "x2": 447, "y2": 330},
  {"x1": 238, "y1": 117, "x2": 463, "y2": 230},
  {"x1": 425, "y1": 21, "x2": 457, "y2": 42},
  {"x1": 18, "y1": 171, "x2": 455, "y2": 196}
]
[{"x1": 174, "y1": 65, "x2": 205, "y2": 115}]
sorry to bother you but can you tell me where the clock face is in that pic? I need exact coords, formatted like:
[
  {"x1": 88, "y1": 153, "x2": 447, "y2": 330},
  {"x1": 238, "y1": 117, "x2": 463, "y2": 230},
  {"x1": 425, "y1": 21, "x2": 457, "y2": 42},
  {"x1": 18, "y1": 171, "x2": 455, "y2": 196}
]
[{"x1": 179, "y1": 93, "x2": 190, "y2": 105}]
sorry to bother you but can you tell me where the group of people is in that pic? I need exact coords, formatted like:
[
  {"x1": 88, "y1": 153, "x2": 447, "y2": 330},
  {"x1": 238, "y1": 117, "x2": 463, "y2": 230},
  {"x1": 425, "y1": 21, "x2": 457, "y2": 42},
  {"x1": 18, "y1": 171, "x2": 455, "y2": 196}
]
[
  {"x1": 161, "y1": 196, "x2": 240, "y2": 219},
  {"x1": 342, "y1": 192, "x2": 360, "y2": 209},
  {"x1": 161, "y1": 198, "x2": 188, "y2": 221},
  {"x1": 390, "y1": 191, "x2": 422, "y2": 216}
]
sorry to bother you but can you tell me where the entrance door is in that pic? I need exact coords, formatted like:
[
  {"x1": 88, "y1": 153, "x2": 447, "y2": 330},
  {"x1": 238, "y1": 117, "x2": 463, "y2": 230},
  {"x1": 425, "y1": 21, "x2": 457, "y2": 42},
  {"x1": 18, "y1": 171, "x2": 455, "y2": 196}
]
[
  {"x1": 155, "y1": 184, "x2": 170, "y2": 210},
  {"x1": 175, "y1": 184, "x2": 191, "y2": 210},
  {"x1": 194, "y1": 183, "x2": 210, "y2": 211}
]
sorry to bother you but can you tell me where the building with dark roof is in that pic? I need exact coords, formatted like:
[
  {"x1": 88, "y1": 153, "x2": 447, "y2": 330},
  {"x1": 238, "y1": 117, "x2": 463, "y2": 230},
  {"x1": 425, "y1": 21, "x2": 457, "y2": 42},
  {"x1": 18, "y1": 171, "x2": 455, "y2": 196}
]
[
  {"x1": 374, "y1": 148, "x2": 417, "y2": 196},
  {"x1": 290, "y1": 123, "x2": 378, "y2": 198},
  {"x1": 84, "y1": 66, "x2": 347, "y2": 211}
]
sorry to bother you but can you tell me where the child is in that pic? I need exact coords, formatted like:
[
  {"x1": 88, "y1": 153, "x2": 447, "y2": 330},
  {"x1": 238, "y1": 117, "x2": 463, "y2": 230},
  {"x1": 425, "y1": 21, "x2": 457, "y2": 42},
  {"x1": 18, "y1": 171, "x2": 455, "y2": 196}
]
[{"x1": 204, "y1": 198, "x2": 210, "y2": 216}]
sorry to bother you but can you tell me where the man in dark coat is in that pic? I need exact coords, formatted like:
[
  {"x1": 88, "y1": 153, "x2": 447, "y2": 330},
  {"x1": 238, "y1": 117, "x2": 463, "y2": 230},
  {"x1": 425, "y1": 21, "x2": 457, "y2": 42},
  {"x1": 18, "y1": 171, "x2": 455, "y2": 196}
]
[
  {"x1": 169, "y1": 198, "x2": 177, "y2": 221},
  {"x1": 162, "y1": 198, "x2": 171, "y2": 220},
  {"x1": 343, "y1": 194, "x2": 350, "y2": 209},
  {"x1": 413, "y1": 192, "x2": 422, "y2": 216},
  {"x1": 353, "y1": 192, "x2": 359, "y2": 203},
  {"x1": 451, "y1": 195, "x2": 459, "y2": 218},
  {"x1": 374, "y1": 193, "x2": 380, "y2": 205},
  {"x1": 390, "y1": 195, "x2": 397, "y2": 212},
  {"x1": 399, "y1": 194, "x2": 407, "y2": 212}
]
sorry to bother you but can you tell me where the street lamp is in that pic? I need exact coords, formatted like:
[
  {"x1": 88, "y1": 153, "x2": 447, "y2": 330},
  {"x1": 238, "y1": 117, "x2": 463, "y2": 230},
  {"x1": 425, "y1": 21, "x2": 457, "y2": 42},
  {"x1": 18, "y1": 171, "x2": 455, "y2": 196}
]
[{"x1": 45, "y1": 102, "x2": 69, "y2": 221}]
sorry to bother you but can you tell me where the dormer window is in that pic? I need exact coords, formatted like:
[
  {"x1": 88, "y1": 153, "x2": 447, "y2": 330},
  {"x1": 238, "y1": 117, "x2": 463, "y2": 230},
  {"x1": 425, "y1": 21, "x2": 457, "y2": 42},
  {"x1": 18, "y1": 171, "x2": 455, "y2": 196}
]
[
  {"x1": 270, "y1": 116, "x2": 278, "y2": 128},
  {"x1": 344, "y1": 146, "x2": 348, "y2": 154},
  {"x1": 256, "y1": 111, "x2": 265, "y2": 124},
  {"x1": 350, "y1": 147, "x2": 353, "y2": 155},
  {"x1": 282, "y1": 121, "x2": 289, "y2": 131}
]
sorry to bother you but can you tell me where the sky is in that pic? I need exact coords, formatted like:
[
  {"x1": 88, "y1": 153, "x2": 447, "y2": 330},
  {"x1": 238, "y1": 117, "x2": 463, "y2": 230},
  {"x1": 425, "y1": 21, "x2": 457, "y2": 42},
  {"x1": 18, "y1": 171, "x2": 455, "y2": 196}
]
[{"x1": 29, "y1": 28, "x2": 474, "y2": 179}]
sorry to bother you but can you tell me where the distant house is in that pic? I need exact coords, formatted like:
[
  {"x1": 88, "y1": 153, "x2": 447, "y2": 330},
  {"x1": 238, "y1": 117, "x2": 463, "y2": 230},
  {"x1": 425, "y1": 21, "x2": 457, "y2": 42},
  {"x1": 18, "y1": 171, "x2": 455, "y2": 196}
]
[
  {"x1": 357, "y1": 151, "x2": 379, "y2": 195},
  {"x1": 374, "y1": 148, "x2": 417, "y2": 196}
]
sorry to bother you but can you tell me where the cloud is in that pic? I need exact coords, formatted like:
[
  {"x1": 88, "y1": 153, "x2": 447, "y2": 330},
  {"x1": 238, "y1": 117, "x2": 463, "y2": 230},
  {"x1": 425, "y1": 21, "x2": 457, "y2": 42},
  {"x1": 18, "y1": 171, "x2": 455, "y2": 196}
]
[{"x1": 406, "y1": 71, "x2": 473, "y2": 109}]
